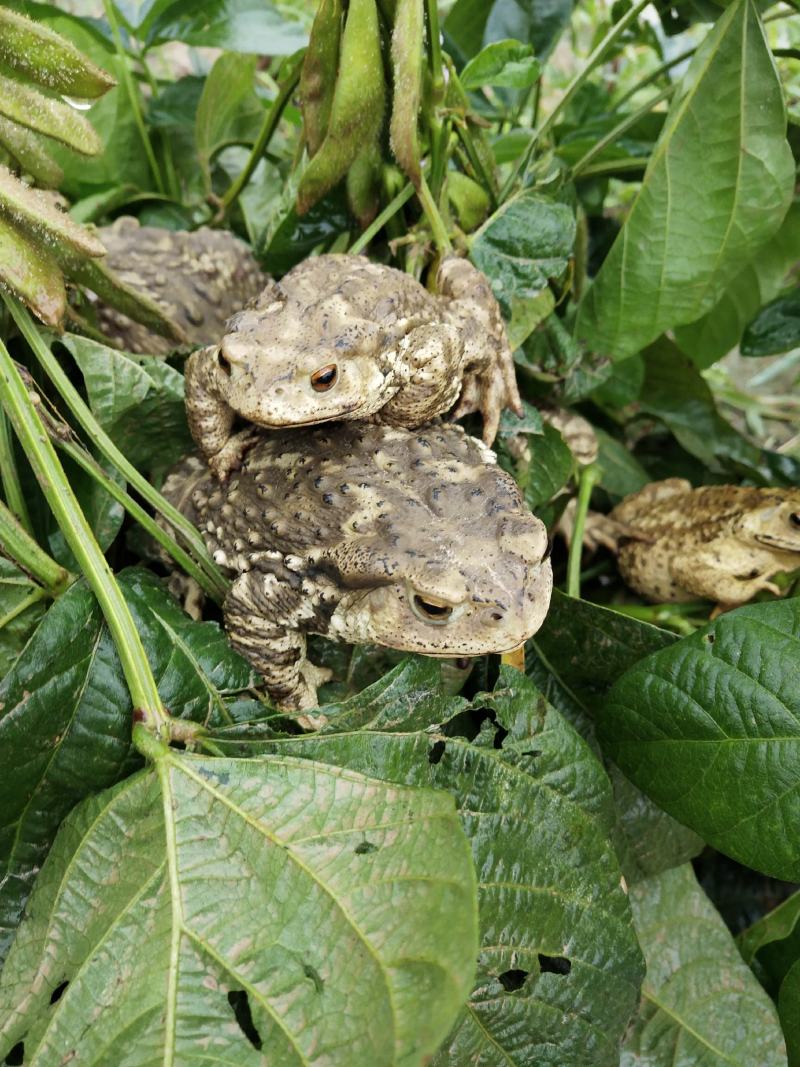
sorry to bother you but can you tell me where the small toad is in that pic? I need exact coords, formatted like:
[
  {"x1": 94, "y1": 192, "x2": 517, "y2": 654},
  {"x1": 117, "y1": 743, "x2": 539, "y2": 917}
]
[
  {"x1": 162, "y1": 422, "x2": 552, "y2": 711},
  {"x1": 584, "y1": 479, "x2": 800, "y2": 607},
  {"x1": 183, "y1": 253, "x2": 522, "y2": 478}
]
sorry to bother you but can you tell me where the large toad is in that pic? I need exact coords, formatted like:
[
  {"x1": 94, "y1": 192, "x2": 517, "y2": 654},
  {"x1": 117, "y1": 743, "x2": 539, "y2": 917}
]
[
  {"x1": 163, "y1": 422, "x2": 552, "y2": 711},
  {"x1": 591, "y1": 479, "x2": 800, "y2": 607},
  {"x1": 184, "y1": 253, "x2": 522, "y2": 477}
]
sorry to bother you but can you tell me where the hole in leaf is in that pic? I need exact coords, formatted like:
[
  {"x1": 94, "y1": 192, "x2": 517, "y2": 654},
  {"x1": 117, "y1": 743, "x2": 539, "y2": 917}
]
[
  {"x1": 50, "y1": 980, "x2": 69, "y2": 1004},
  {"x1": 705, "y1": 633, "x2": 715, "y2": 644},
  {"x1": 5, "y1": 1042, "x2": 24, "y2": 1065},
  {"x1": 428, "y1": 740, "x2": 446, "y2": 764},
  {"x1": 498, "y1": 968, "x2": 528, "y2": 991},
  {"x1": 354, "y1": 840, "x2": 378, "y2": 855},
  {"x1": 538, "y1": 953, "x2": 571, "y2": 975},
  {"x1": 227, "y1": 990, "x2": 262, "y2": 1050},
  {"x1": 493, "y1": 722, "x2": 508, "y2": 749},
  {"x1": 521, "y1": 749, "x2": 542, "y2": 759}
]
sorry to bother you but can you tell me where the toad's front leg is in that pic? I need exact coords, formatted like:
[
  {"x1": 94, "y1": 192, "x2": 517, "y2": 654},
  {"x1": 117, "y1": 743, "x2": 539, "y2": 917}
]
[
  {"x1": 224, "y1": 571, "x2": 323, "y2": 712},
  {"x1": 184, "y1": 346, "x2": 239, "y2": 478},
  {"x1": 437, "y1": 256, "x2": 522, "y2": 445}
]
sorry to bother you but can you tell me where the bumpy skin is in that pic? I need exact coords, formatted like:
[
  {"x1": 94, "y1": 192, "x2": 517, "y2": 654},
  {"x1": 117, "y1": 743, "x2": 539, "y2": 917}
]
[
  {"x1": 605, "y1": 479, "x2": 800, "y2": 607},
  {"x1": 162, "y1": 422, "x2": 552, "y2": 711},
  {"x1": 96, "y1": 217, "x2": 267, "y2": 355},
  {"x1": 184, "y1": 253, "x2": 522, "y2": 477}
]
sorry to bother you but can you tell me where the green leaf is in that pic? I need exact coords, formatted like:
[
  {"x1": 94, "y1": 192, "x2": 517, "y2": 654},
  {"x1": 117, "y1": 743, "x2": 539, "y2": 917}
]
[
  {"x1": 143, "y1": 0, "x2": 309, "y2": 54},
  {"x1": 460, "y1": 39, "x2": 540, "y2": 90},
  {"x1": 264, "y1": 189, "x2": 350, "y2": 274},
  {"x1": 470, "y1": 191, "x2": 575, "y2": 317},
  {"x1": 623, "y1": 865, "x2": 788, "y2": 1066},
  {"x1": 741, "y1": 286, "x2": 800, "y2": 357},
  {"x1": 601, "y1": 598, "x2": 800, "y2": 880},
  {"x1": 0, "y1": 213, "x2": 64, "y2": 327},
  {"x1": 195, "y1": 52, "x2": 258, "y2": 180},
  {"x1": 485, "y1": 0, "x2": 575, "y2": 61},
  {"x1": 577, "y1": 0, "x2": 794, "y2": 360},
  {"x1": 0, "y1": 558, "x2": 46, "y2": 678},
  {"x1": 222, "y1": 667, "x2": 645, "y2": 1067},
  {"x1": 0, "y1": 747, "x2": 477, "y2": 1065},
  {"x1": 595, "y1": 428, "x2": 650, "y2": 498},
  {"x1": 57, "y1": 333, "x2": 192, "y2": 471},
  {"x1": 675, "y1": 201, "x2": 800, "y2": 366},
  {"x1": 46, "y1": 454, "x2": 125, "y2": 568},
  {"x1": 527, "y1": 596, "x2": 704, "y2": 883},
  {"x1": 0, "y1": 568, "x2": 254, "y2": 962},
  {"x1": 779, "y1": 960, "x2": 800, "y2": 1065},
  {"x1": 523, "y1": 420, "x2": 574, "y2": 508},
  {"x1": 739, "y1": 889, "x2": 800, "y2": 967}
]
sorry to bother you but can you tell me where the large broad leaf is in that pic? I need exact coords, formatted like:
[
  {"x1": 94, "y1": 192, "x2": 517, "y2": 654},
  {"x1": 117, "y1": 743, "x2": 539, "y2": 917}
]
[
  {"x1": 58, "y1": 333, "x2": 192, "y2": 472},
  {"x1": 142, "y1": 0, "x2": 309, "y2": 53},
  {"x1": 779, "y1": 961, "x2": 800, "y2": 1065},
  {"x1": 218, "y1": 665, "x2": 645, "y2": 1067},
  {"x1": 470, "y1": 191, "x2": 575, "y2": 318},
  {"x1": 195, "y1": 52, "x2": 258, "y2": 183},
  {"x1": 601, "y1": 599, "x2": 800, "y2": 880},
  {"x1": 529, "y1": 594, "x2": 704, "y2": 881},
  {"x1": 0, "y1": 568, "x2": 254, "y2": 962},
  {"x1": 622, "y1": 864, "x2": 788, "y2": 1066},
  {"x1": 0, "y1": 746, "x2": 478, "y2": 1065},
  {"x1": 576, "y1": 0, "x2": 794, "y2": 360},
  {"x1": 675, "y1": 201, "x2": 800, "y2": 366}
]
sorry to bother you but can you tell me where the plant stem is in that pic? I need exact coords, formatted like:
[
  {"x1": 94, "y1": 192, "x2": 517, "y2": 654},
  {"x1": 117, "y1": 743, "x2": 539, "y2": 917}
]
[
  {"x1": 566, "y1": 464, "x2": 600, "y2": 599},
  {"x1": 5, "y1": 299, "x2": 228, "y2": 600},
  {"x1": 500, "y1": 0, "x2": 652, "y2": 199},
  {"x1": 0, "y1": 497, "x2": 72, "y2": 595},
  {"x1": 0, "y1": 339, "x2": 168, "y2": 734},
  {"x1": 0, "y1": 406, "x2": 32, "y2": 532},
  {"x1": 54, "y1": 434, "x2": 224, "y2": 603},
  {"x1": 222, "y1": 61, "x2": 302, "y2": 210},
  {"x1": 417, "y1": 173, "x2": 452, "y2": 253},
  {"x1": 577, "y1": 157, "x2": 647, "y2": 179},
  {"x1": 102, "y1": 0, "x2": 165, "y2": 196},
  {"x1": 349, "y1": 182, "x2": 415, "y2": 254},
  {"x1": 570, "y1": 83, "x2": 674, "y2": 178},
  {"x1": 425, "y1": 0, "x2": 445, "y2": 100},
  {"x1": 612, "y1": 46, "x2": 694, "y2": 110}
]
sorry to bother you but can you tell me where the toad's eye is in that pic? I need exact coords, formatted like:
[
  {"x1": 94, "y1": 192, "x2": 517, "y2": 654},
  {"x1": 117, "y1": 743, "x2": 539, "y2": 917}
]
[
  {"x1": 790, "y1": 512, "x2": 800, "y2": 529},
  {"x1": 311, "y1": 364, "x2": 338, "y2": 392},
  {"x1": 411, "y1": 594, "x2": 454, "y2": 624}
]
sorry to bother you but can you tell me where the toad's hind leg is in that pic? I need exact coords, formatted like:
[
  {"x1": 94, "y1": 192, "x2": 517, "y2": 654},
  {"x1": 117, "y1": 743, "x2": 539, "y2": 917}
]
[{"x1": 224, "y1": 571, "x2": 320, "y2": 711}]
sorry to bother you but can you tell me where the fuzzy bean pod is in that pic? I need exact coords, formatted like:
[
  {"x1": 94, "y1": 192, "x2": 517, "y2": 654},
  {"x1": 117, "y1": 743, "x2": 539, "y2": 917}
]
[
  {"x1": 389, "y1": 0, "x2": 424, "y2": 188},
  {"x1": 300, "y1": 0, "x2": 342, "y2": 158}
]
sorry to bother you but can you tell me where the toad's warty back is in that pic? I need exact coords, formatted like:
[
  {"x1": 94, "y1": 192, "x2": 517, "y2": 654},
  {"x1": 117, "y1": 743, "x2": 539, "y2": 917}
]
[{"x1": 163, "y1": 422, "x2": 552, "y2": 711}]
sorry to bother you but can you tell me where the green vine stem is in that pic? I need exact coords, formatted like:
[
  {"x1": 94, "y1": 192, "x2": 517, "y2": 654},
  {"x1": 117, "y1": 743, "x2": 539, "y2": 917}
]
[
  {"x1": 0, "y1": 339, "x2": 168, "y2": 734},
  {"x1": 52, "y1": 432, "x2": 224, "y2": 603},
  {"x1": 500, "y1": 0, "x2": 652, "y2": 199},
  {"x1": 612, "y1": 46, "x2": 694, "y2": 111},
  {"x1": 0, "y1": 497, "x2": 73, "y2": 595},
  {"x1": 566, "y1": 463, "x2": 600, "y2": 599},
  {"x1": 0, "y1": 585, "x2": 46, "y2": 630},
  {"x1": 0, "y1": 406, "x2": 32, "y2": 532},
  {"x1": 417, "y1": 173, "x2": 453, "y2": 253},
  {"x1": 425, "y1": 0, "x2": 445, "y2": 101},
  {"x1": 571, "y1": 83, "x2": 675, "y2": 178},
  {"x1": 102, "y1": 0, "x2": 165, "y2": 196},
  {"x1": 349, "y1": 182, "x2": 415, "y2": 254},
  {"x1": 222, "y1": 59, "x2": 303, "y2": 210},
  {"x1": 5, "y1": 298, "x2": 228, "y2": 601}
]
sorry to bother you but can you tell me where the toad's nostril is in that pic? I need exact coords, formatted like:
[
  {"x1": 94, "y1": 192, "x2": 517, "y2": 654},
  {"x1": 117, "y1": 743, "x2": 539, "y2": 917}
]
[
  {"x1": 217, "y1": 349, "x2": 232, "y2": 376},
  {"x1": 790, "y1": 512, "x2": 800, "y2": 529},
  {"x1": 491, "y1": 611, "x2": 504, "y2": 622}
]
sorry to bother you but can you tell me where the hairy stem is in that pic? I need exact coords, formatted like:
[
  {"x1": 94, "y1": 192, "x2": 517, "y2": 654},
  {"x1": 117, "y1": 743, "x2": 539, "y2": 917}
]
[
  {"x1": 0, "y1": 406, "x2": 32, "y2": 532},
  {"x1": 417, "y1": 173, "x2": 452, "y2": 253},
  {"x1": 0, "y1": 496, "x2": 73, "y2": 595},
  {"x1": 0, "y1": 339, "x2": 168, "y2": 733},
  {"x1": 350, "y1": 182, "x2": 415, "y2": 254},
  {"x1": 501, "y1": 0, "x2": 652, "y2": 199},
  {"x1": 6, "y1": 299, "x2": 228, "y2": 600},
  {"x1": 102, "y1": 0, "x2": 165, "y2": 196},
  {"x1": 222, "y1": 59, "x2": 303, "y2": 210},
  {"x1": 566, "y1": 464, "x2": 600, "y2": 599}
]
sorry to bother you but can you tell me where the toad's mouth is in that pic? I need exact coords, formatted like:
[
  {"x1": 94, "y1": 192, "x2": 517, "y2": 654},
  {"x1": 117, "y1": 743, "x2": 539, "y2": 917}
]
[
  {"x1": 249, "y1": 404, "x2": 363, "y2": 427},
  {"x1": 755, "y1": 534, "x2": 800, "y2": 552}
]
